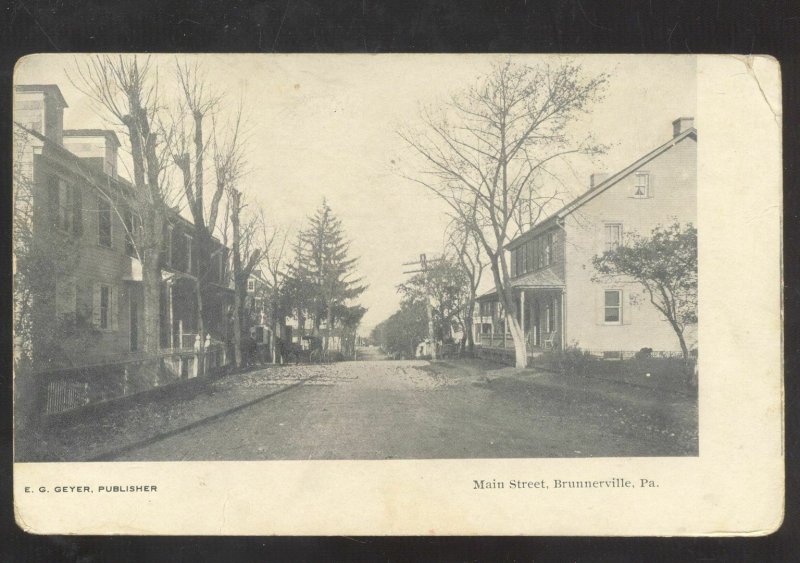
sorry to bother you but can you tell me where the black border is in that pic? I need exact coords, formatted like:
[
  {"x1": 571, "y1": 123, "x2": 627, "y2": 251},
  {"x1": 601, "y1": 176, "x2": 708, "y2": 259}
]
[{"x1": 1, "y1": 1, "x2": 798, "y2": 560}]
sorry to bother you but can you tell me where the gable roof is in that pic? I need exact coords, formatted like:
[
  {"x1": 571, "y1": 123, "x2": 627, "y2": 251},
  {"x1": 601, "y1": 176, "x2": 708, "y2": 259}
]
[{"x1": 506, "y1": 126, "x2": 697, "y2": 249}]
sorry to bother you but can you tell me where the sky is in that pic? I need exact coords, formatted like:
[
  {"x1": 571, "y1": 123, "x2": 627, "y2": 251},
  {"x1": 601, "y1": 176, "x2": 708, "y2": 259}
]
[{"x1": 15, "y1": 54, "x2": 696, "y2": 334}]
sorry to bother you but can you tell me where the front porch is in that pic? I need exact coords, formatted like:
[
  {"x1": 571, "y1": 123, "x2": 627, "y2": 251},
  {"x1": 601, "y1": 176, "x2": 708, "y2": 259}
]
[{"x1": 473, "y1": 285, "x2": 565, "y2": 365}]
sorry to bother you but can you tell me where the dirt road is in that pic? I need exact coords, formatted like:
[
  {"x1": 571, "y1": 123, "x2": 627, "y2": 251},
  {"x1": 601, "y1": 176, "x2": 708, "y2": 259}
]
[{"x1": 103, "y1": 357, "x2": 697, "y2": 461}]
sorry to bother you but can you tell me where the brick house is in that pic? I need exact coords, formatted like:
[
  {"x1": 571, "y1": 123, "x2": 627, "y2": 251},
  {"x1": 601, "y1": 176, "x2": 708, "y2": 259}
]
[{"x1": 475, "y1": 117, "x2": 697, "y2": 358}]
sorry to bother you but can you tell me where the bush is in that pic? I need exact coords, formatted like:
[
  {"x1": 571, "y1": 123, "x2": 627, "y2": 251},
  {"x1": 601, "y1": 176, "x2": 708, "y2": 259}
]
[{"x1": 537, "y1": 343, "x2": 592, "y2": 376}]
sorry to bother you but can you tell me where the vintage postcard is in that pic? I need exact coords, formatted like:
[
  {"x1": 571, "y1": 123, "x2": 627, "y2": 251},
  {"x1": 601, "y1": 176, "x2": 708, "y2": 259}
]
[{"x1": 12, "y1": 53, "x2": 782, "y2": 535}]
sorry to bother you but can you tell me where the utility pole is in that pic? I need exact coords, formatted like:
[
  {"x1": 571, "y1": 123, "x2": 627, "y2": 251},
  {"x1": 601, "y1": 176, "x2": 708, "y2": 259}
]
[{"x1": 402, "y1": 253, "x2": 442, "y2": 360}]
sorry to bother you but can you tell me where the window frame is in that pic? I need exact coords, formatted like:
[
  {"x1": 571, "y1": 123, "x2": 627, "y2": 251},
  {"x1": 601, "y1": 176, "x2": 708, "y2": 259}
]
[
  {"x1": 633, "y1": 172, "x2": 650, "y2": 198},
  {"x1": 184, "y1": 233, "x2": 193, "y2": 274},
  {"x1": 603, "y1": 289, "x2": 623, "y2": 325},
  {"x1": 99, "y1": 284, "x2": 111, "y2": 330},
  {"x1": 604, "y1": 223, "x2": 623, "y2": 252},
  {"x1": 97, "y1": 195, "x2": 112, "y2": 248},
  {"x1": 247, "y1": 279, "x2": 255, "y2": 292}
]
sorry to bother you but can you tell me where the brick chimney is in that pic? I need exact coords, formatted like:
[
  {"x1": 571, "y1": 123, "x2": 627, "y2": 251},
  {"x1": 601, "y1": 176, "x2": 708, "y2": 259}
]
[
  {"x1": 14, "y1": 84, "x2": 68, "y2": 145},
  {"x1": 590, "y1": 172, "x2": 610, "y2": 188},
  {"x1": 63, "y1": 129, "x2": 121, "y2": 179},
  {"x1": 672, "y1": 117, "x2": 694, "y2": 137}
]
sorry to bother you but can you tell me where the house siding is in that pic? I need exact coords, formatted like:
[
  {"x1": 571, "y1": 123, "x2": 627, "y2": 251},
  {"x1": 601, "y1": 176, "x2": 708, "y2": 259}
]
[
  {"x1": 563, "y1": 133, "x2": 697, "y2": 353},
  {"x1": 31, "y1": 150, "x2": 139, "y2": 365}
]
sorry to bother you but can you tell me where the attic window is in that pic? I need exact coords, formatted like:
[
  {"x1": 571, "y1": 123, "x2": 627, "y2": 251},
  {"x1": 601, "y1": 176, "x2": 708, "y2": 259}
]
[{"x1": 633, "y1": 172, "x2": 650, "y2": 198}]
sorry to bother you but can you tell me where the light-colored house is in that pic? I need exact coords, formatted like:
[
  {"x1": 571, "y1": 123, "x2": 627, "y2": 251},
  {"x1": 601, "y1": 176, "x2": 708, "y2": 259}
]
[
  {"x1": 14, "y1": 84, "x2": 233, "y2": 414},
  {"x1": 475, "y1": 117, "x2": 697, "y2": 358}
]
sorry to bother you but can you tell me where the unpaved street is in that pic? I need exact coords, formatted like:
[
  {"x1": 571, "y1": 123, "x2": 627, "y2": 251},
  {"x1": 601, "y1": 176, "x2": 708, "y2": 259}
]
[{"x1": 103, "y1": 355, "x2": 697, "y2": 461}]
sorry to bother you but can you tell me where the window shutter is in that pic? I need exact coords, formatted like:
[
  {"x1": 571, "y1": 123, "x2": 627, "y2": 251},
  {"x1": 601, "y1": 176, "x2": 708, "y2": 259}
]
[
  {"x1": 47, "y1": 176, "x2": 59, "y2": 228},
  {"x1": 72, "y1": 185, "x2": 83, "y2": 236},
  {"x1": 92, "y1": 285, "x2": 101, "y2": 327},
  {"x1": 623, "y1": 289, "x2": 634, "y2": 325},
  {"x1": 111, "y1": 287, "x2": 119, "y2": 331},
  {"x1": 648, "y1": 173, "x2": 655, "y2": 198},
  {"x1": 510, "y1": 250, "x2": 517, "y2": 277}
]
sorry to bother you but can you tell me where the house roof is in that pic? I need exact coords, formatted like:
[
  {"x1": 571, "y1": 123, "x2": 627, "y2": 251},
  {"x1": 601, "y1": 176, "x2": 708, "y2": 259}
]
[
  {"x1": 15, "y1": 84, "x2": 68, "y2": 108},
  {"x1": 475, "y1": 268, "x2": 564, "y2": 302},
  {"x1": 15, "y1": 122, "x2": 133, "y2": 190},
  {"x1": 64, "y1": 128, "x2": 121, "y2": 147},
  {"x1": 509, "y1": 267, "x2": 564, "y2": 289},
  {"x1": 506, "y1": 126, "x2": 697, "y2": 249}
]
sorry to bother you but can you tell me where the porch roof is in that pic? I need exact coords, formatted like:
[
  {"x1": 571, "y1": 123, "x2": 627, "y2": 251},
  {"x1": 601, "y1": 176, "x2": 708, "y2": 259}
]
[
  {"x1": 511, "y1": 268, "x2": 565, "y2": 289},
  {"x1": 476, "y1": 269, "x2": 565, "y2": 302}
]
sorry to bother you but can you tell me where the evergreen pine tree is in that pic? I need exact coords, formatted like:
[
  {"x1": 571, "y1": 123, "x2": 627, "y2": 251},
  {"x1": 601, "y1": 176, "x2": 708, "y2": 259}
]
[{"x1": 289, "y1": 199, "x2": 367, "y2": 346}]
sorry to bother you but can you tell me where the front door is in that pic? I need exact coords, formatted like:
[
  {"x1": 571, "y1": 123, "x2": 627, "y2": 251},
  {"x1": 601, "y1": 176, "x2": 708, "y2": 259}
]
[{"x1": 130, "y1": 292, "x2": 139, "y2": 351}]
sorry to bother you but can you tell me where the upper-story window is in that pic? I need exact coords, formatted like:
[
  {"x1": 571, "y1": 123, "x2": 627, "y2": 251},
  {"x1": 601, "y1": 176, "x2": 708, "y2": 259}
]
[
  {"x1": 633, "y1": 172, "x2": 650, "y2": 198},
  {"x1": 511, "y1": 230, "x2": 557, "y2": 278},
  {"x1": 604, "y1": 223, "x2": 623, "y2": 252},
  {"x1": 48, "y1": 176, "x2": 82, "y2": 236},
  {"x1": 184, "y1": 234, "x2": 193, "y2": 274},
  {"x1": 247, "y1": 279, "x2": 255, "y2": 292},
  {"x1": 124, "y1": 208, "x2": 141, "y2": 258},
  {"x1": 97, "y1": 195, "x2": 112, "y2": 247},
  {"x1": 164, "y1": 225, "x2": 173, "y2": 266}
]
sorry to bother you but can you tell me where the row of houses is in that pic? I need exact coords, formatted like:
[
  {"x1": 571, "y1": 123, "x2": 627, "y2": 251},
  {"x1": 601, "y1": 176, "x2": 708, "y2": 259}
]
[
  {"x1": 13, "y1": 84, "x2": 264, "y2": 415},
  {"x1": 473, "y1": 116, "x2": 697, "y2": 360}
]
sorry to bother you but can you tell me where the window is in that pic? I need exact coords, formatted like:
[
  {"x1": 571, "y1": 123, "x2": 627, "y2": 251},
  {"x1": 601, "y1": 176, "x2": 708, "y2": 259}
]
[
  {"x1": 98, "y1": 196, "x2": 112, "y2": 247},
  {"x1": 48, "y1": 177, "x2": 82, "y2": 235},
  {"x1": 544, "y1": 232, "x2": 554, "y2": 266},
  {"x1": 604, "y1": 290, "x2": 622, "y2": 324},
  {"x1": 521, "y1": 242, "x2": 528, "y2": 273},
  {"x1": 58, "y1": 180, "x2": 73, "y2": 232},
  {"x1": 55, "y1": 278, "x2": 77, "y2": 318},
  {"x1": 124, "y1": 208, "x2": 140, "y2": 257},
  {"x1": 604, "y1": 223, "x2": 623, "y2": 251},
  {"x1": 633, "y1": 172, "x2": 650, "y2": 198},
  {"x1": 526, "y1": 240, "x2": 535, "y2": 271},
  {"x1": 99, "y1": 285, "x2": 110, "y2": 328},
  {"x1": 247, "y1": 279, "x2": 255, "y2": 292},
  {"x1": 165, "y1": 226, "x2": 173, "y2": 266},
  {"x1": 93, "y1": 284, "x2": 116, "y2": 330},
  {"x1": 184, "y1": 234, "x2": 193, "y2": 273},
  {"x1": 217, "y1": 252, "x2": 225, "y2": 283}
]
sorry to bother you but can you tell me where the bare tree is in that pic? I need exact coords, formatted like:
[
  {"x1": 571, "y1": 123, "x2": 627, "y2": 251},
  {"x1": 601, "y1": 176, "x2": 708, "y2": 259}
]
[
  {"x1": 169, "y1": 60, "x2": 235, "y2": 374},
  {"x1": 446, "y1": 213, "x2": 487, "y2": 354},
  {"x1": 227, "y1": 188, "x2": 262, "y2": 368},
  {"x1": 72, "y1": 55, "x2": 174, "y2": 355},
  {"x1": 258, "y1": 213, "x2": 291, "y2": 364},
  {"x1": 399, "y1": 60, "x2": 608, "y2": 367}
]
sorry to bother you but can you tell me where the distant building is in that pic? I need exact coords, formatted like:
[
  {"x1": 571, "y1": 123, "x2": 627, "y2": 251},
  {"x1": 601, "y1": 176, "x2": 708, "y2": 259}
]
[{"x1": 476, "y1": 117, "x2": 697, "y2": 358}]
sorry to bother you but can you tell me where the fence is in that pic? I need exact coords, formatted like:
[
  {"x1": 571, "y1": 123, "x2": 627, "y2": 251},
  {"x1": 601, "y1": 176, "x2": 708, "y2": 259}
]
[{"x1": 35, "y1": 343, "x2": 228, "y2": 417}]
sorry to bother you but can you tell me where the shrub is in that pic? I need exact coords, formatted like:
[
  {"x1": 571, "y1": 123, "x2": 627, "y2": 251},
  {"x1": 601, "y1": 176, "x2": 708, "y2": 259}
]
[{"x1": 537, "y1": 343, "x2": 593, "y2": 376}]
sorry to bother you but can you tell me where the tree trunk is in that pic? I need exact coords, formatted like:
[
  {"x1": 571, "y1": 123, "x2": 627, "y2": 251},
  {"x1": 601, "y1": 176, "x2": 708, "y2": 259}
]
[
  {"x1": 489, "y1": 257, "x2": 527, "y2": 368},
  {"x1": 230, "y1": 192, "x2": 243, "y2": 369},
  {"x1": 676, "y1": 329, "x2": 693, "y2": 389},
  {"x1": 465, "y1": 289, "x2": 476, "y2": 353},
  {"x1": 141, "y1": 249, "x2": 162, "y2": 356}
]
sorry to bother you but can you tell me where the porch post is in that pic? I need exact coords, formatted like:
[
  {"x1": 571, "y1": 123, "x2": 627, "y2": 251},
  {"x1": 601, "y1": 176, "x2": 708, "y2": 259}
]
[
  {"x1": 560, "y1": 289, "x2": 566, "y2": 349},
  {"x1": 504, "y1": 307, "x2": 510, "y2": 348},
  {"x1": 168, "y1": 283, "x2": 174, "y2": 349},
  {"x1": 520, "y1": 290, "x2": 526, "y2": 347}
]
